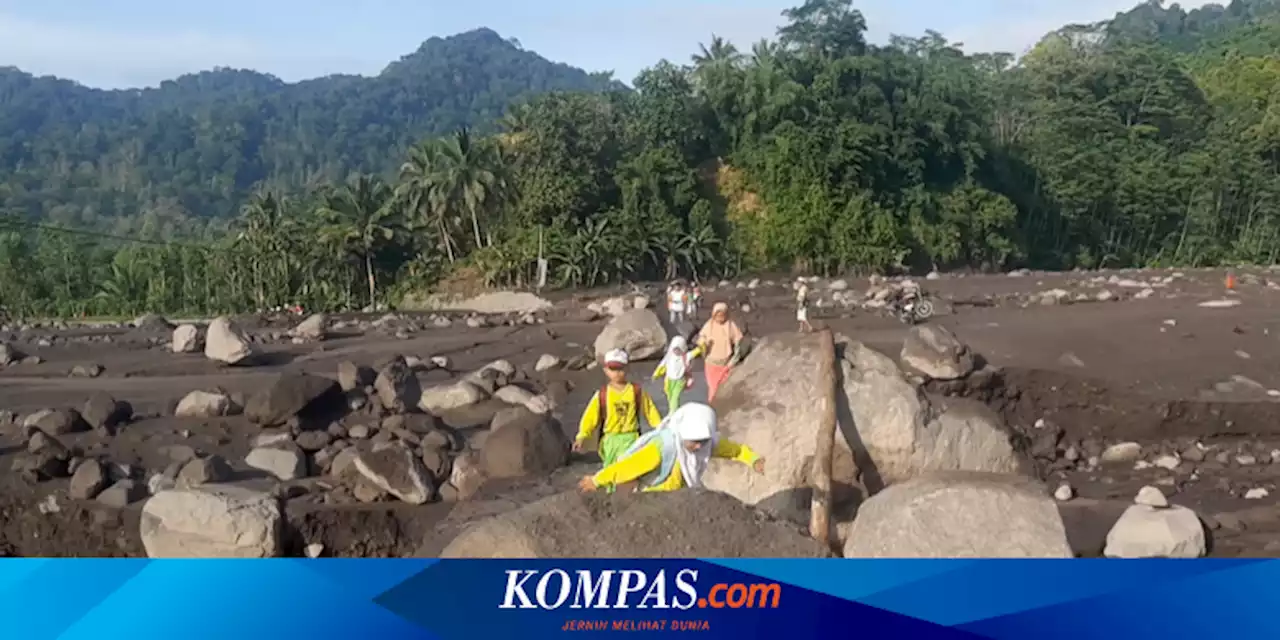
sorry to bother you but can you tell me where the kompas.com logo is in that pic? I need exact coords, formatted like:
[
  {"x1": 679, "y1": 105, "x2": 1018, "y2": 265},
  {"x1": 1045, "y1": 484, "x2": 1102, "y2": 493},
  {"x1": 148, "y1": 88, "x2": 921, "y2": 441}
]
[{"x1": 498, "y1": 568, "x2": 782, "y2": 610}]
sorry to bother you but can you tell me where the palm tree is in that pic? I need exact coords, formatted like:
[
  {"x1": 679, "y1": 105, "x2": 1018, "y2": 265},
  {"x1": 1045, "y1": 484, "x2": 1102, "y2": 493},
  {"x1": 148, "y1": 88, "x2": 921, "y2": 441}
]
[
  {"x1": 317, "y1": 175, "x2": 401, "y2": 306},
  {"x1": 398, "y1": 141, "x2": 458, "y2": 263},
  {"x1": 434, "y1": 127, "x2": 511, "y2": 250}
]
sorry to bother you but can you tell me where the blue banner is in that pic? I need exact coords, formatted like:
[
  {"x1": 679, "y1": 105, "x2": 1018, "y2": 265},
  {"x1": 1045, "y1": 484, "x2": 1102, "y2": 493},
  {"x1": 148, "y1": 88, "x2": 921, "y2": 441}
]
[{"x1": 3, "y1": 558, "x2": 1273, "y2": 639}]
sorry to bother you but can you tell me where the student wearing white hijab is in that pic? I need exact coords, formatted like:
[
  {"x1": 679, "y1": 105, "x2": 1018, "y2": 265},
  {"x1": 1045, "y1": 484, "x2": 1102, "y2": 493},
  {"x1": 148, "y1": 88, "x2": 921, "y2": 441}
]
[
  {"x1": 651, "y1": 336, "x2": 703, "y2": 414},
  {"x1": 578, "y1": 403, "x2": 765, "y2": 493}
]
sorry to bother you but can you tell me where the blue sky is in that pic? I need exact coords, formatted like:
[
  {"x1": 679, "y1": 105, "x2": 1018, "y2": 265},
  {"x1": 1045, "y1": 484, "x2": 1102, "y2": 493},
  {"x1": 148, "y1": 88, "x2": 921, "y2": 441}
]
[{"x1": 0, "y1": 0, "x2": 1209, "y2": 89}]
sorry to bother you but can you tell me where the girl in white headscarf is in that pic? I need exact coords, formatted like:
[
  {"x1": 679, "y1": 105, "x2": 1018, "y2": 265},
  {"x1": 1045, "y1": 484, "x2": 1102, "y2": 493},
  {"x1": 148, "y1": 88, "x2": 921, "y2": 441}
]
[
  {"x1": 579, "y1": 403, "x2": 765, "y2": 493},
  {"x1": 651, "y1": 336, "x2": 702, "y2": 414}
]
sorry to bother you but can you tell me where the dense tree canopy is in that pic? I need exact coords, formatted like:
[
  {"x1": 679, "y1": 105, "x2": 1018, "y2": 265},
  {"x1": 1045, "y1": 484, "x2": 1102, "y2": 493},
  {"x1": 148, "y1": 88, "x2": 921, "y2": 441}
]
[{"x1": 4, "y1": 0, "x2": 1280, "y2": 319}]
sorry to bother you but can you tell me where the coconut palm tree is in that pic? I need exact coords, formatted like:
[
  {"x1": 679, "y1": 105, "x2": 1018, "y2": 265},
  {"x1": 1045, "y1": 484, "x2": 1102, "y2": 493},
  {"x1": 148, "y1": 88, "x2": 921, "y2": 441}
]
[{"x1": 317, "y1": 174, "x2": 402, "y2": 306}]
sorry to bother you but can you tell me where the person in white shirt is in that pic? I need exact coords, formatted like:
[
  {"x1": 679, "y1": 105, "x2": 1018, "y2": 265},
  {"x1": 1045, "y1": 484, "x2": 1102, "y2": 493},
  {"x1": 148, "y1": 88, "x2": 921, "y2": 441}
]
[
  {"x1": 667, "y1": 282, "x2": 686, "y2": 325},
  {"x1": 796, "y1": 281, "x2": 813, "y2": 333}
]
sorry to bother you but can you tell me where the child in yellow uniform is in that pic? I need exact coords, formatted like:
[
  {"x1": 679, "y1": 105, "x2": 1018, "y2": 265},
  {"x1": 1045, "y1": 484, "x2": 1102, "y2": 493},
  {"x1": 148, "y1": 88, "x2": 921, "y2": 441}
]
[
  {"x1": 579, "y1": 403, "x2": 764, "y2": 493},
  {"x1": 651, "y1": 336, "x2": 702, "y2": 414},
  {"x1": 573, "y1": 349, "x2": 665, "y2": 485}
]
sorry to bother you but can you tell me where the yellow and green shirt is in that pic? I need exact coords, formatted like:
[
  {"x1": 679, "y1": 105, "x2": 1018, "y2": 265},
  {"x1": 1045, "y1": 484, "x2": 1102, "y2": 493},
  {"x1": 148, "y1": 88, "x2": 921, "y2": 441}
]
[
  {"x1": 575, "y1": 383, "x2": 664, "y2": 444},
  {"x1": 591, "y1": 439, "x2": 759, "y2": 492}
]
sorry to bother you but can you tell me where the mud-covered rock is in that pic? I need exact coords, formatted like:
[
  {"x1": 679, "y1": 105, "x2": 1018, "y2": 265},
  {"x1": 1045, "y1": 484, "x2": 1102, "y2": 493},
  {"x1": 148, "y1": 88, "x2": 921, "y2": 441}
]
[
  {"x1": 439, "y1": 490, "x2": 829, "y2": 558},
  {"x1": 481, "y1": 407, "x2": 569, "y2": 480},
  {"x1": 245, "y1": 373, "x2": 342, "y2": 427}
]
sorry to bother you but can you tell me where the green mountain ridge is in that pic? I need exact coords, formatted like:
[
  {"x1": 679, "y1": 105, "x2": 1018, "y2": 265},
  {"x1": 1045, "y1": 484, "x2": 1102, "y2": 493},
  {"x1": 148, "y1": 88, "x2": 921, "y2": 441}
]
[{"x1": 0, "y1": 28, "x2": 620, "y2": 229}]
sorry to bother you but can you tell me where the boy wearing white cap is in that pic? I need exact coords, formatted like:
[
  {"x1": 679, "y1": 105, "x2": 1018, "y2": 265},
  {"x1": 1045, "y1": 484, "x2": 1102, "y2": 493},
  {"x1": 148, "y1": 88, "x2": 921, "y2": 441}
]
[{"x1": 574, "y1": 349, "x2": 665, "y2": 487}]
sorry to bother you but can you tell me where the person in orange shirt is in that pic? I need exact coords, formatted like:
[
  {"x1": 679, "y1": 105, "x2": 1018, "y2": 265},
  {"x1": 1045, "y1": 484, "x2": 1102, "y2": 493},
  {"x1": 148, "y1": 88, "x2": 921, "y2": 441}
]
[
  {"x1": 579, "y1": 403, "x2": 764, "y2": 493},
  {"x1": 696, "y1": 302, "x2": 746, "y2": 402}
]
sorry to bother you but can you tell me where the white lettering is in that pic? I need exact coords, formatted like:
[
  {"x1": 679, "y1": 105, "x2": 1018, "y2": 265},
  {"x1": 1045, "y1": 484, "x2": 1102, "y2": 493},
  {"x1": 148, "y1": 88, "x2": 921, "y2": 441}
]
[
  {"x1": 571, "y1": 570, "x2": 614, "y2": 609},
  {"x1": 614, "y1": 570, "x2": 648, "y2": 609},
  {"x1": 499, "y1": 570, "x2": 538, "y2": 609},
  {"x1": 671, "y1": 569, "x2": 699, "y2": 610},
  {"x1": 535, "y1": 569, "x2": 572, "y2": 609},
  {"x1": 637, "y1": 569, "x2": 669, "y2": 609}
]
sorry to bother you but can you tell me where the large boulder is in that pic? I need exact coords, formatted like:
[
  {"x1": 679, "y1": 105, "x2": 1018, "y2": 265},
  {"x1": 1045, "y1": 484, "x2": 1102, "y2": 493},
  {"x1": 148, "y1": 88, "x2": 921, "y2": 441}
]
[
  {"x1": 900, "y1": 325, "x2": 976, "y2": 380},
  {"x1": 702, "y1": 333, "x2": 1028, "y2": 541},
  {"x1": 140, "y1": 486, "x2": 282, "y2": 558},
  {"x1": 480, "y1": 407, "x2": 570, "y2": 479},
  {"x1": 838, "y1": 339, "x2": 1026, "y2": 488},
  {"x1": 593, "y1": 309, "x2": 667, "y2": 361},
  {"x1": 702, "y1": 332, "x2": 859, "y2": 524},
  {"x1": 204, "y1": 316, "x2": 254, "y2": 365},
  {"x1": 843, "y1": 472, "x2": 1073, "y2": 558},
  {"x1": 171, "y1": 324, "x2": 202, "y2": 353},
  {"x1": 438, "y1": 490, "x2": 830, "y2": 558},
  {"x1": 245, "y1": 373, "x2": 343, "y2": 426}
]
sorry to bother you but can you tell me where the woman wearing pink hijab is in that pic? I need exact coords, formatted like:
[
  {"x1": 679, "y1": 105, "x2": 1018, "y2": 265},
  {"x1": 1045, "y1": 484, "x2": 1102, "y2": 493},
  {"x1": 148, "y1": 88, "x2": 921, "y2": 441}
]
[{"x1": 696, "y1": 302, "x2": 745, "y2": 402}]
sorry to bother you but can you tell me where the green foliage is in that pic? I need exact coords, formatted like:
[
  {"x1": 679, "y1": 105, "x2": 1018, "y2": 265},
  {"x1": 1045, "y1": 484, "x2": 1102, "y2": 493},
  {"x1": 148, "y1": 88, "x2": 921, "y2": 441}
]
[{"x1": 7, "y1": 0, "x2": 1280, "y2": 319}]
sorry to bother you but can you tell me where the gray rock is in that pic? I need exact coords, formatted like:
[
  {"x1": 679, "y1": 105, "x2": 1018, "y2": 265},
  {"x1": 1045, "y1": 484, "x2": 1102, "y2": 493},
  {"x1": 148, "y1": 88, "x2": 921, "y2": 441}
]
[
  {"x1": 245, "y1": 373, "x2": 342, "y2": 427},
  {"x1": 337, "y1": 361, "x2": 375, "y2": 392},
  {"x1": 171, "y1": 324, "x2": 202, "y2": 353},
  {"x1": 844, "y1": 472, "x2": 1072, "y2": 558},
  {"x1": 481, "y1": 408, "x2": 570, "y2": 480},
  {"x1": 245, "y1": 444, "x2": 308, "y2": 481},
  {"x1": 69, "y1": 459, "x2": 108, "y2": 499},
  {"x1": 82, "y1": 392, "x2": 131, "y2": 433},
  {"x1": 900, "y1": 325, "x2": 976, "y2": 380},
  {"x1": 593, "y1": 309, "x2": 667, "y2": 361},
  {"x1": 177, "y1": 455, "x2": 234, "y2": 486},
  {"x1": 419, "y1": 381, "x2": 488, "y2": 414},
  {"x1": 1101, "y1": 442, "x2": 1143, "y2": 464},
  {"x1": 140, "y1": 486, "x2": 282, "y2": 557},
  {"x1": 1105, "y1": 505, "x2": 1206, "y2": 558},
  {"x1": 374, "y1": 356, "x2": 421, "y2": 414},
  {"x1": 354, "y1": 444, "x2": 435, "y2": 504},
  {"x1": 97, "y1": 480, "x2": 147, "y2": 508},
  {"x1": 204, "y1": 316, "x2": 254, "y2": 365},
  {"x1": 22, "y1": 408, "x2": 87, "y2": 436},
  {"x1": 534, "y1": 354, "x2": 562, "y2": 372},
  {"x1": 174, "y1": 391, "x2": 234, "y2": 418}
]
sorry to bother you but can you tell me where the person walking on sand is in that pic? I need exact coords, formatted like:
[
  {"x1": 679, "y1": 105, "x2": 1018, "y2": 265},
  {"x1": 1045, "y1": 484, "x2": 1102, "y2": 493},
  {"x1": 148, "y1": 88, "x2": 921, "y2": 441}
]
[
  {"x1": 652, "y1": 336, "x2": 702, "y2": 414},
  {"x1": 667, "y1": 281, "x2": 687, "y2": 325},
  {"x1": 573, "y1": 349, "x2": 665, "y2": 491},
  {"x1": 696, "y1": 302, "x2": 745, "y2": 403},
  {"x1": 796, "y1": 281, "x2": 813, "y2": 333},
  {"x1": 578, "y1": 403, "x2": 764, "y2": 494}
]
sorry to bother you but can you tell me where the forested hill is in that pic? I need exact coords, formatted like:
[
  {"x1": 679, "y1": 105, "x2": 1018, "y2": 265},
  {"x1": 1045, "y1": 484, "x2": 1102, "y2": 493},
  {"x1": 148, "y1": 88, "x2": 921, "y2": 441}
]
[
  {"x1": 1104, "y1": 0, "x2": 1280, "y2": 53},
  {"x1": 10, "y1": 0, "x2": 1280, "y2": 320},
  {"x1": 0, "y1": 28, "x2": 619, "y2": 228}
]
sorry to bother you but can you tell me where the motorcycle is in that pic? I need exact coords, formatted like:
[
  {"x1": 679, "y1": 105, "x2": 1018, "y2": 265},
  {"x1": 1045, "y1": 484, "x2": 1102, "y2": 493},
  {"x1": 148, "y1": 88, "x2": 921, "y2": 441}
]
[{"x1": 891, "y1": 292, "x2": 935, "y2": 325}]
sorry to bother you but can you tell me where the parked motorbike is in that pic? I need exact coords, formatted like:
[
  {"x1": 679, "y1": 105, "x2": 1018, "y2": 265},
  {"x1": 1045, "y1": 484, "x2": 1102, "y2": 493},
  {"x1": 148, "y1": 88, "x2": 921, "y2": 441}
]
[{"x1": 891, "y1": 292, "x2": 934, "y2": 325}]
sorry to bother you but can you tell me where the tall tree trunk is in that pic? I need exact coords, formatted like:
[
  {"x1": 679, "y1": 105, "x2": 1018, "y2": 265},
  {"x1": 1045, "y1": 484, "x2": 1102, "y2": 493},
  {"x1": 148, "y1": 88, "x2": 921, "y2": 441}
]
[
  {"x1": 364, "y1": 252, "x2": 376, "y2": 307},
  {"x1": 469, "y1": 206, "x2": 484, "y2": 249}
]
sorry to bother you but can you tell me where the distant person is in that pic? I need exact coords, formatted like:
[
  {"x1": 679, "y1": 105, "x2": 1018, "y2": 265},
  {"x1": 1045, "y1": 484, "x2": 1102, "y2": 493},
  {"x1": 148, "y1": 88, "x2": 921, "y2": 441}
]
[
  {"x1": 573, "y1": 349, "x2": 665, "y2": 491},
  {"x1": 696, "y1": 302, "x2": 746, "y2": 403},
  {"x1": 652, "y1": 336, "x2": 702, "y2": 414},
  {"x1": 687, "y1": 283, "x2": 702, "y2": 320},
  {"x1": 578, "y1": 403, "x2": 764, "y2": 494},
  {"x1": 667, "y1": 281, "x2": 687, "y2": 325},
  {"x1": 796, "y1": 281, "x2": 813, "y2": 333}
]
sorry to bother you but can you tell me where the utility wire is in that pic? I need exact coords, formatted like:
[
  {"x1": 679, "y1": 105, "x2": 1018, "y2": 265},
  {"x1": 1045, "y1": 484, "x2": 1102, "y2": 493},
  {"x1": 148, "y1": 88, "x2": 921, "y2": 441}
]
[{"x1": 0, "y1": 216, "x2": 214, "y2": 250}]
